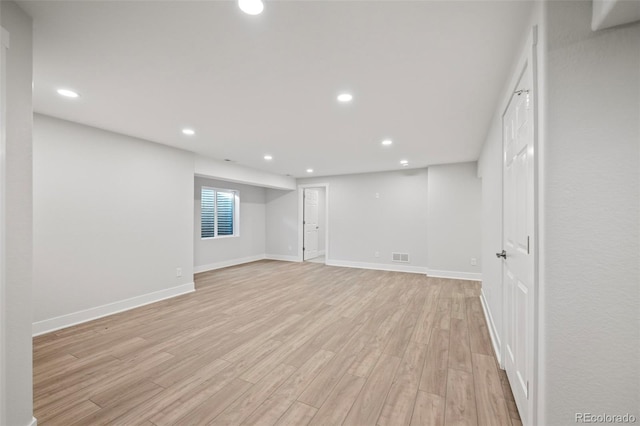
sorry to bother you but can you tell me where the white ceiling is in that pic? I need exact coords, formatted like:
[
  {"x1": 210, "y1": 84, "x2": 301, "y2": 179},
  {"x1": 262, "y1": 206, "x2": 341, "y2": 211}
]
[{"x1": 21, "y1": 0, "x2": 533, "y2": 178}]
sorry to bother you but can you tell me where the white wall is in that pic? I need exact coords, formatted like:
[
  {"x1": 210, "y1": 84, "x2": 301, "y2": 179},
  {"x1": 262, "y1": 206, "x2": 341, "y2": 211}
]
[
  {"x1": 194, "y1": 177, "x2": 266, "y2": 272},
  {"x1": 591, "y1": 0, "x2": 640, "y2": 30},
  {"x1": 481, "y1": 2, "x2": 639, "y2": 423},
  {"x1": 195, "y1": 155, "x2": 296, "y2": 190},
  {"x1": 426, "y1": 162, "x2": 482, "y2": 279},
  {"x1": 478, "y1": 114, "x2": 504, "y2": 355},
  {"x1": 298, "y1": 169, "x2": 429, "y2": 272},
  {"x1": 33, "y1": 115, "x2": 195, "y2": 334},
  {"x1": 1, "y1": 2, "x2": 34, "y2": 425},
  {"x1": 266, "y1": 167, "x2": 482, "y2": 276},
  {"x1": 541, "y1": 1, "x2": 639, "y2": 422},
  {"x1": 265, "y1": 188, "x2": 299, "y2": 261}
]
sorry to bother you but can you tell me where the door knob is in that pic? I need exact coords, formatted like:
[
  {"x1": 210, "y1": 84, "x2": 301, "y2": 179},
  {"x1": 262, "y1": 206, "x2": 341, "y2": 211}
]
[{"x1": 496, "y1": 250, "x2": 506, "y2": 259}]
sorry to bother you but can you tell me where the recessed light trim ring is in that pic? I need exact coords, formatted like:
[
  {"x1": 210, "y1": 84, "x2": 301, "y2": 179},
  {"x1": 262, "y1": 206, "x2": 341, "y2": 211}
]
[
  {"x1": 238, "y1": 0, "x2": 264, "y2": 15},
  {"x1": 337, "y1": 93, "x2": 353, "y2": 103},
  {"x1": 57, "y1": 88, "x2": 80, "y2": 98}
]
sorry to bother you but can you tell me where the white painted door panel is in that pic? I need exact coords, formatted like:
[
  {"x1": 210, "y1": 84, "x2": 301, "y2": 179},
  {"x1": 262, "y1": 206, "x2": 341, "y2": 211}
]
[
  {"x1": 502, "y1": 63, "x2": 534, "y2": 425},
  {"x1": 304, "y1": 189, "x2": 319, "y2": 260}
]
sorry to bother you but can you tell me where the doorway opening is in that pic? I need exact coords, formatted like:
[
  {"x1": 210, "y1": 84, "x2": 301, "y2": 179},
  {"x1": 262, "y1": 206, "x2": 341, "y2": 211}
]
[{"x1": 297, "y1": 184, "x2": 329, "y2": 264}]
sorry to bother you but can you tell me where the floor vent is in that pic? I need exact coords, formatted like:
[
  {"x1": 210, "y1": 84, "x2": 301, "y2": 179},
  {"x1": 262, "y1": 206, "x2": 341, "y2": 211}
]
[{"x1": 392, "y1": 252, "x2": 410, "y2": 263}]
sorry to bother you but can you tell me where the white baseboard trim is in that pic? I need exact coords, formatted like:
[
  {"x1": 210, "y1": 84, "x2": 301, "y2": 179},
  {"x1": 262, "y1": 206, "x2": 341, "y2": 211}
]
[
  {"x1": 27, "y1": 417, "x2": 38, "y2": 426},
  {"x1": 326, "y1": 259, "x2": 428, "y2": 274},
  {"x1": 194, "y1": 254, "x2": 266, "y2": 274},
  {"x1": 426, "y1": 269, "x2": 482, "y2": 281},
  {"x1": 480, "y1": 289, "x2": 502, "y2": 367},
  {"x1": 32, "y1": 282, "x2": 195, "y2": 336},
  {"x1": 265, "y1": 254, "x2": 301, "y2": 262}
]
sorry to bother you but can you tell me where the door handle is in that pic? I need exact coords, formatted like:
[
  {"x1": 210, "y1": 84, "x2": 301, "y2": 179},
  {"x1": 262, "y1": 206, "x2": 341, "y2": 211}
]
[{"x1": 496, "y1": 250, "x2": 507, "y2": 259}]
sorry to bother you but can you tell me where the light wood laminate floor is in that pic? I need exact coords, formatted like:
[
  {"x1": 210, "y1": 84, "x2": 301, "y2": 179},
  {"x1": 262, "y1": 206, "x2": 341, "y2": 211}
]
[{"x1": 33, "y1": 260, "x2": 521, "y2": 426}]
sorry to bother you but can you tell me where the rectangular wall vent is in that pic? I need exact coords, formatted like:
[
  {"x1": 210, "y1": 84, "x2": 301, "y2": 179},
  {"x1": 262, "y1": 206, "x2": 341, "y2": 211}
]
[{"x1": 392, "y1": 252, "x2": 410, "y2": 263}]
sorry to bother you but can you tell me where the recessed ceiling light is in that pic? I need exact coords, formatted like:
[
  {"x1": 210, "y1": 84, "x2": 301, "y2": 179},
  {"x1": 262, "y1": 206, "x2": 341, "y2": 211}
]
[
  {"x1": 382, "y1": 139, "x2": 393, "y2": 146},
  {"x1": 57, "y1": 88, "x2": 79, "y2": 98},
  {"x1": 238, "y1": 0, "x2": 264, "y2": 15},
  {"x1": 400, "y1": 160, "x2": 409, "y2": 166},
  {"x1": 337, "y1": 93, "x2": 353, "y2": 103},
  {"x1": 264, "y1": 155, "x2": 273, "y2": 160},
  {"x1": 306, "y1": 168, "x2": 314, "y2": 173},
  {"x1": 182, "y1": 128, "x2": 195, "y2": 136}
]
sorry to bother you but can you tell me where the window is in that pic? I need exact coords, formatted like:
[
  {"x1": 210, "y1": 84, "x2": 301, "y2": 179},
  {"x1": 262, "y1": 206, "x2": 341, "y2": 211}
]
[{"x1": 201, "y1": 187, "x2": 239, "y2": 238}]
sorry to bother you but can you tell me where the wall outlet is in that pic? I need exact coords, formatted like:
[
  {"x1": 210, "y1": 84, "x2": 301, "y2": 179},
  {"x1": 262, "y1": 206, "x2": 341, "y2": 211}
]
[
  {"x1": 374, "y1": 251, "x2": 380, "y2": 258},
  {"x1": 176, "y1": 267, "x2": 182, "y2": 277},
  {"x1": 375, "y1": 192, "x2": 380, "y2": 199},
  {"x1": 470, "y1": 258, "x2": 477, "y2": 266},
  {"x1": 288, "y1": 245, "x2": 292, "y2": 251}
]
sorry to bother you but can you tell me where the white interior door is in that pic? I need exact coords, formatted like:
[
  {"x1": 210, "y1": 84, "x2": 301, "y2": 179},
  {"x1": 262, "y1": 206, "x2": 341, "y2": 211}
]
[
  {"x1": 502, "y1": 62, "x2": 535, "y2": 425},
  {"x1": 303, "y1": 188, "x2": 319, "y2": 260}
]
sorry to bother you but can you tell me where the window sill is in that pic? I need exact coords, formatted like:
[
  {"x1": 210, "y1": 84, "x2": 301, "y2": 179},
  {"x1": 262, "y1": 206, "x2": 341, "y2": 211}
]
[{"x1": 201, "y1": 235, "x2": 240, "y2": 240}]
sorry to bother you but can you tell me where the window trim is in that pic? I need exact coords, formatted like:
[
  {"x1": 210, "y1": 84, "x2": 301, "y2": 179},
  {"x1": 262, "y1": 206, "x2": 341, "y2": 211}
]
[{"x1": 201, "y1": 186, "x2": 240, "y2": 239}]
